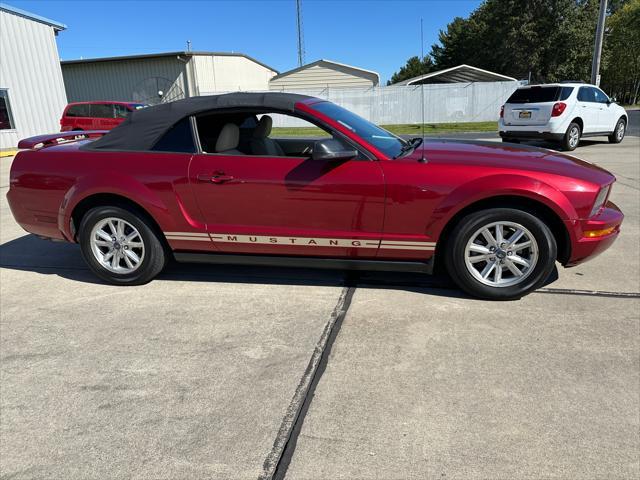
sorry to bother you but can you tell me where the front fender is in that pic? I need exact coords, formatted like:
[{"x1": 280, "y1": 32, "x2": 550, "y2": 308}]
[
  {"x1": 427, "y1": 174, "x2": 577, "y2": 238},
  {"x1": 59, "y1": 172, "x2": 172, "y2": 241}
]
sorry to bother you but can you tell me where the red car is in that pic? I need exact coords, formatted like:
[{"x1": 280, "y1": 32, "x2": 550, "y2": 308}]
[
  {"x1": 7, "y1": 93, "x2": 623, "y2": 299},
  {"x1": 60, "y1": 101, "x2": 147, "y2": 132}
]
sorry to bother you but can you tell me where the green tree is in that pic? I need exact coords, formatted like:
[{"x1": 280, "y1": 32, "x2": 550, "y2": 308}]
[
  {"x1": 387, "y1": 55, "x2": 435, "y2": 85},
  {"x1": 427, "y1": 0, "x2": 601, "y2": 83},
  {"x1": 601, "y1": 0, "x2": 640, "y2": 103}
]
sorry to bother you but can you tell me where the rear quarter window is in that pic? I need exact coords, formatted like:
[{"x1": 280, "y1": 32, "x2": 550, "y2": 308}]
[
  {"x1": 507, "y1": 87, "x2": 561, "y2": 103},
  {"x1": 152, "y1": 117, "x2": 195, "y2": 153}
]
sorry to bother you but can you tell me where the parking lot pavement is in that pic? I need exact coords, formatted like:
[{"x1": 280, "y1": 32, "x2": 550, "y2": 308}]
[
  {"x1": 1, "y1": 129, "x2": 639, "y2": 479},
  {"x1": 285, "y1": 134, "x2": 640, "y2": 479},
  {"x1": 0, "y1": 191, "x2": 347, "y2": 477}
]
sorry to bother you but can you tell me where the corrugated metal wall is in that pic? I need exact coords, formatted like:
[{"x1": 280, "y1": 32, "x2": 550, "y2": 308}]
[
  {"x1": 194, "y1": 56, "x2": 276, "y2": 93},
  {"x1": 62, "y1": 57, "x2": 188, "y2": 104},
  {"x1": 269, "y1": 82, "x2": 520, "y2": 127},
  {"x1": 269, "y1": 62, "x2": 377, "y2": 91},
  {"x1": 0, "y1": 10, "x2": 67, "y2": 149}
]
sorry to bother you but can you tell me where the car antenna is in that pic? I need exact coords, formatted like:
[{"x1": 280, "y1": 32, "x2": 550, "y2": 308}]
[{"x1": 419, "y1": 18, "x2": 427, "y2": 163}]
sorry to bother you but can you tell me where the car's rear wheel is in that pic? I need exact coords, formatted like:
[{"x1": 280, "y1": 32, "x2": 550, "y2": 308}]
[
  {"x1": 608, "y1": 118, "x2": 626, "y2": 144},
  {"x1": 78, "y1": 206, "x2": 166, "y2": 285},
  {"x1": 562, "y1": 122, "x2": 581, "y2": 151},
  {"x1": 444, "y1": 208, "x2": 557, "y2": 300}
]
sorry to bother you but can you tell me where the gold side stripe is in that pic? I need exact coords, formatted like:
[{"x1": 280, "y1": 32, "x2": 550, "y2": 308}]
[
  {"x1": 163, "y1": 232, "x2": 438, "y2": 250},
  {"x1": 381, "y1": 240, "x2": 436, "y2": 246},
  {"x1": 166, "y1": 236, "x2": 211, "y2": 242},
  {"x1": 165, "y1": 231, "x2": 208, "y2": 237},
  {"x1": 210, "y1": 234, "x2": 380, "y2": 248},
  {"x1": 379, "y1": 245, "x2": 435, "y2": 251}
]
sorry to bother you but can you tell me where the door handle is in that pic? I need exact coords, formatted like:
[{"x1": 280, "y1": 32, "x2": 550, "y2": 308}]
[
  {"x1": 196, "y1": 173, "x2": 236, "y2": 184},
  {"x1": 211, "y1": 174, "x2": 235, "y2": 184}
]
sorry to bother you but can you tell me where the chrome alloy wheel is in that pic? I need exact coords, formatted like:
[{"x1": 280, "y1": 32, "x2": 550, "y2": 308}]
[
  {"x1": 569, "y1": 125, "x2": 580, "y2": 149},
  {"x1": 90, "y1": 217, "x2": 145, "y2": 274},
  {"x1": 616, "y1": 121, "x2": 625, "y2": 141},
  {"x1": 464, "y1": 221, "x2": 539, "y2": 288}
]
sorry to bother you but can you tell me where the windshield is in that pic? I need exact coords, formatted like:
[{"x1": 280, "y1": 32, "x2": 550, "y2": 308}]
[{"x1": 310, "y1": 101, "x2": 404, "y2": 158}]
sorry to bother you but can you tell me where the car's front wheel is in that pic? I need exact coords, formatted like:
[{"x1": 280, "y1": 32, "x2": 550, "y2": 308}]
[
  {"x1": 562, "y1": 122, "x2": 581, "y2": 151},
  {"x1": 444, "y1": 208, "x2": 557, "y2": 300},
  {"x1": 78, "y1": 205, "x2": 166, "y2": 285},
  {"x1": 608, "y1": 118, "x2": 626, "y2": 144}
]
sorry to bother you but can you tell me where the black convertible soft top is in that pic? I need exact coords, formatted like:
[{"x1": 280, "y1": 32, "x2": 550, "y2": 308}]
[{"x1": 85, "y1": 92, "x2": 315, "y2": 152}]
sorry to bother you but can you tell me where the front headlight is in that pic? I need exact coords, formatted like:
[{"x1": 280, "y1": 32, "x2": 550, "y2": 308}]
[{"x1": 590, "y1": 184, "x2": 611, "y2": 217}]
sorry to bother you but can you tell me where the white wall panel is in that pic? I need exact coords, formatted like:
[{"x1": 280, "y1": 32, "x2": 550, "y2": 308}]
[{"x1": 0, "y1": 10, "x2": 67, "y2": 148}]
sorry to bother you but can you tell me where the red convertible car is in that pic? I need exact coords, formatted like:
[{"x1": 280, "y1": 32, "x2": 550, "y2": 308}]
[{"x1": 7, "y1": 93, "x2": 623, "y2": 299}]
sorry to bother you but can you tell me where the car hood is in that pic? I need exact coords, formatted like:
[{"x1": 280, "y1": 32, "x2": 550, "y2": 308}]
[{"x1": 406, "y1": 139, "x2": 615, "y2": 185}]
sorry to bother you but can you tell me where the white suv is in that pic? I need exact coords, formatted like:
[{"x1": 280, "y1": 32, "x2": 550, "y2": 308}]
[{"x1": 499, "y1": 83, "x2": 628, "y2": 151}]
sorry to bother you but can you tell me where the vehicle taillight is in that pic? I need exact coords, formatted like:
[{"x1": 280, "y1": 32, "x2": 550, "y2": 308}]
[
  {"x1": 551, "y1": 102, "x2": 567, "y2": 117},
  {"x1": 500, "y1": 105, "x2": 504, "y2": 118}
]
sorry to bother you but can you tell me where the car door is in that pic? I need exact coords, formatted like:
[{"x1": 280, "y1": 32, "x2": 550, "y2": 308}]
[
  {"x1": 188, "y1": 124, "x2": 385, "y2": 259},
  {"x1": 576, "y1": 87, "x2": 599, "y2": 133},
  {"x1": 593, "y1": 88, "x2": 616, "y2": 132}
]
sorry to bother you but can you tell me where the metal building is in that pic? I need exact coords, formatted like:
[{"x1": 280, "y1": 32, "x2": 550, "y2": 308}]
[
  {"x1": 61, "y1": 52, "x2": 279, "y2": 105},
  {"x1": 269, "y1": 59, "x2": 379, "y2": 91},
  {"x1": 0, "y1": 4, "x2": 67, "y2": 152}
]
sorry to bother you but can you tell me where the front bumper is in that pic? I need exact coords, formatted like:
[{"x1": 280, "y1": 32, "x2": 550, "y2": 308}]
[{"x1": 564, "y1": 201, "x2": 624, "y2": 266}]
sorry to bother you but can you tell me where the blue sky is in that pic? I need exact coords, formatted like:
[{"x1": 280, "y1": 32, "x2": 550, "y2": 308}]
[{"x1": 8, "y1": 0, "x2": 481, "y2": 83}]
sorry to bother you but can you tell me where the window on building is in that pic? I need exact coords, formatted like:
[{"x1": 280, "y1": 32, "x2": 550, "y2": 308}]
[{"x1": 0, "y1": 90, "x2": 16, "y2": 130}]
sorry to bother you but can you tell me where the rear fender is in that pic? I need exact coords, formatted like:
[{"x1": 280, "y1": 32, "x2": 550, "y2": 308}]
[
  {"x1": 59, "y1": 173, "x2": 172, "y2": 241},
  {"x1": 427, "y1": 174, "x2": 576, "y2": 238}
]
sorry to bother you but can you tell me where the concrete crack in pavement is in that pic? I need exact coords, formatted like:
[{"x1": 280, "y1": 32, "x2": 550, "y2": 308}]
[{"x1": 259, "y1": 285, "x2": 356, "y2": 480}]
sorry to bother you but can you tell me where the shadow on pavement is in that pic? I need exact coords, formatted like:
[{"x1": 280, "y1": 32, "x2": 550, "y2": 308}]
[{"x1": 0, "y1": 233, "x2": 501, "y2": 300}]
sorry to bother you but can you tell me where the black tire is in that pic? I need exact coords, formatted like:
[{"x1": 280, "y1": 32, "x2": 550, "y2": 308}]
[
  {"x1": 78, "y1": 205, "x2": 166, "y2": 285},
  {"x1": 608, "y1": 117, "x2": 626, "y2": 144},
  {"x1": 444, "y1": 208, "x2": 557, "y2": 300},
  {"x1": 561, "y1": 122, "x2": 581, "y2": 151}
]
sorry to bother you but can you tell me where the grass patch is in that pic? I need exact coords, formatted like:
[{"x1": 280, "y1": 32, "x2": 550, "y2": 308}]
[{"x1": 272, "y1": 121, "x2": 497, "y2": 137}]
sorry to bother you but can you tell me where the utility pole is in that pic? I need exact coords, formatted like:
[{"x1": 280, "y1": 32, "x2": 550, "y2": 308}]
[
  {"x1": 590, "y1": 0, "x2": 607, "y2": 86},
  {"x1": 296, "y1": 0, "x2": 305, "y2": 67}
]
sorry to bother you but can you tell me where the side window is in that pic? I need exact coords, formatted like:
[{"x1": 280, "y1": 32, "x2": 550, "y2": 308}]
[
  {"x1": 0, "y1": 90, "x2": 16, "y2": 130},
  {"x1": 593, "y1": 88, "x2": 609, "y2": 104},
  {"x1": 66, "y1": 104, "x2": 90, "y2": 117},
  {"x1": 559, "y1": 87, "x2": 574, "y2": 101},
  {"x1": 90, "y1": 104, "x2": 114, "y2": 118},
  {"x1": 195, "y1": 111, "x2": 351, "y2": 158},
  {"x1": 114, "y1": 104, "x2": 130, "y2": 118},
  {"x1": 152, "y1": 117, "x2": 195, "y2": 153},
  {"x1": 578, "y1": 87, "x2": 594, "y2": 102}
]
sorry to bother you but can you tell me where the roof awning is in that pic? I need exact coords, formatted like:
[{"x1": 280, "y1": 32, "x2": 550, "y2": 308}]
[{"x1": 396, "y1": 64, "x2": 516, "y2": 85}]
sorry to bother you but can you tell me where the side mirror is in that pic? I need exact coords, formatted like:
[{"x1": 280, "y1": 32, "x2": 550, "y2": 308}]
[{"x1": 312, "y1": 138, "x2": 357, "y2": 161}]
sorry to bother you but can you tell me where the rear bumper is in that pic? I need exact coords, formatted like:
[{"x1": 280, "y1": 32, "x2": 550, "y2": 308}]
[
  {"x1": 6, "y1": 187, "x2": 68, "y2": 241},
  {"x1": 565, "y1": 201, "x2": 624, "y2": 266},
  {"x1": 499, "y1": 130, "x2": 565, "y2": 142}
]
